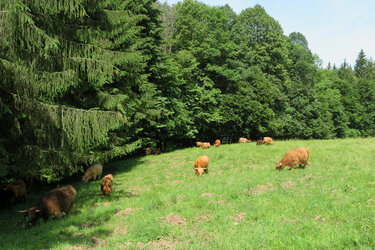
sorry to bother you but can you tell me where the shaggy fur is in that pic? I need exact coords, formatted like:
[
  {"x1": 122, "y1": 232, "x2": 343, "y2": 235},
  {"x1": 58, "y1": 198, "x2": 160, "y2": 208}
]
[
  {"x1": 101, "y1": 174, "x2": 114, "y2": 195},
  {"x1": 196, "y1": 141, "x2": 204, "y2": 147},
  {"x1": 194, "y1": 155, "x2": 209, "y2": 176},
  {"x1": 1, "y1": 180, "x2": 26, "y2": 207},
  {"x1": 263, "y1": 137, "x2": 274, "y2": 145},
  {"x1": 238, "y1": 137, "x2": 250, "y2": 143},
  {"x1": 23, "y1": 185, "x2": 76, "y2": 225},
  {"x1": 202, "y1": 142, "x2": 211, "y2": 149},
  {"x1": 214, "y1": 140, "x2": 221, "y2": 147},
  {"x1": 82, "y1": 164, "x2": 103, "y2": 183},
  {"x1": 275, "y1": 147, "x2": 311, "y2": 170},
  {"x1": 256, "y1": 139, "x2": 266, "y2": 145}
]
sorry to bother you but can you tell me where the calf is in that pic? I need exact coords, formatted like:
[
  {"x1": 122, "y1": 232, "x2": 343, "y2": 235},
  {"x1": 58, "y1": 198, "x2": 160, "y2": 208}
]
[
  {"x1": 256, "y1": 140, "x2": 266, "y2": 145},
  {"x1": 194, "y1": 155, "x2": 209, "y2": 176},
  {"x1": 196, "y1": 142, "x2": 204, "y2": 147},
  {"x1": 214, "y1": 140, "x2": 221, "y2": 147},
  {"x1": 263, "y1": 137, "x2": 274, "y2": 145},
  {"x1": 101, "y1": 174, "x2": 114, "y2": 195},
  {"x1": 202, "y1": 142, "x2": 211, "y2": 149},
  {"x1": 21, "y1": 185, "x2": 76, "y2": 225},
  {"x1": 239, "y1": 137, "x2": 250, "y2": 143},
  {"x1": 82, "y1": 163, "x2": 103, "y2": 183},
  {"x1": 275, "y1": 147, "x2": 311, "y2": 170}
]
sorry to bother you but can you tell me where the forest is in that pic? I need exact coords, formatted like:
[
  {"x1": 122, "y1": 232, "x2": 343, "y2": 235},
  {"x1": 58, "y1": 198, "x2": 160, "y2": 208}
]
[{"x1": 0, "y1": 0, "x2": 374, "y2": 182}]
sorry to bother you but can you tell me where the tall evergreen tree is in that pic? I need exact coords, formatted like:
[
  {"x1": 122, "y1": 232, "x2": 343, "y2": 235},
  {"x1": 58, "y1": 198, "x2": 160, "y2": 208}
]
[{"x1": 0, "y1": 0, "x2": 161, "y2": 181}]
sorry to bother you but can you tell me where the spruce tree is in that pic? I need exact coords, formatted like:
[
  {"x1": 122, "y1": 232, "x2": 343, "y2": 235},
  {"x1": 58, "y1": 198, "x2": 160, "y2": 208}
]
[{"x1": 0, "y1": 0, "x2": 160, "y2": 181}]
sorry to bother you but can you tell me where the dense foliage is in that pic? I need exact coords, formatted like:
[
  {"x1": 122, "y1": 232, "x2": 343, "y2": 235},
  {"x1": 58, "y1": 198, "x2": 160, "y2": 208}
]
[{"x1": 1, "y1": 0, "x2": 374, "y2": 182}]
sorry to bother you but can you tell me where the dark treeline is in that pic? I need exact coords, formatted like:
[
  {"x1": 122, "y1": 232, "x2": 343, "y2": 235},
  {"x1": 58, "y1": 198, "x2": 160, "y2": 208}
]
[{"x1": 0, "y1": 0, "x2": 374, "y2": 182}]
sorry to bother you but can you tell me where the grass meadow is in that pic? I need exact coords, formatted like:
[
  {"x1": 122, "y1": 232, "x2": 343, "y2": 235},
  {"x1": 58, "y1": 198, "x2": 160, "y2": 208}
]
[{"x1": 1, "y1": 138, "x2": 375, "y2": 249}]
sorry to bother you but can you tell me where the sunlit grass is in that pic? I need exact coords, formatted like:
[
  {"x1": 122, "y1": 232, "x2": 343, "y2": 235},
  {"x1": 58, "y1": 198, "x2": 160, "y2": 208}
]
[{"x1": 1, "y1": 138, "x2": 375, "y2": 249}]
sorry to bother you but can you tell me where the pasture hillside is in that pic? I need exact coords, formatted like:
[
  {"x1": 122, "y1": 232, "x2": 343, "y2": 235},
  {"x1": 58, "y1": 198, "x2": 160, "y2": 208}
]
[{"x1": 1, "y1": 138, "x2": 375, "y2": 249}]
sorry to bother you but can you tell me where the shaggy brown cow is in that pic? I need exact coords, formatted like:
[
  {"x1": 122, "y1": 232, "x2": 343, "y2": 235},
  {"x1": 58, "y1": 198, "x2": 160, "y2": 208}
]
[
  {"x1": 144, "y1": 147, "x2": 152, "y2": 155},
  {"x1": 238, "y1": 137, "x2": 250, "y2": 143},
  {"x1": 194, "y1": 155, "x2": 209, "y2": 176},
  {"x1": 256, "y1": 140, "x2": 266, "y2": 145},
  {"x1": 196, "y1": 141, "x2": 204, "y2": 147},
  {"x1": 1, "y1": 180, "x2": 27, "y2": 207},
  {"x1": 263, "y1": 137, "x2": 274, "y2": 145},
  {"x1": 101, "y1": 174, "x2": 114, "y2": 195},
  {"x1": 202, "y1": 142, "x2": 211, "y2": 149},
  {"x1": 214, "y1": 140, "x2": 221, "y2": 147},
  {"x1": 152, "y1": 148, "x2": 161, "y2": 155},
  {"x1": 275, "y1": 147, "x2": 311, "y2": 170},
  {"x1": 21, "y1": 185, "x2": 76, "y2": 225},
  {"x1": 82, "y1": 163, "x2": 103, "y2": 183}
]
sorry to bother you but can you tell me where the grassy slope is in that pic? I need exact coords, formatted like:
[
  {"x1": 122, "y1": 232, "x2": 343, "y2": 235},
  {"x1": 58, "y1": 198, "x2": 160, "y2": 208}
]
[{"x1": 1, "y1": 138, "x2": 375, "y2": 249}]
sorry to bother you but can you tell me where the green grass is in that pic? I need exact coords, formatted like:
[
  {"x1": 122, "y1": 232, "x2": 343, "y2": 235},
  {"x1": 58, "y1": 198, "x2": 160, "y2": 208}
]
[{"x1": 1, "y1": 138, "x2": 375, "y2": 249}]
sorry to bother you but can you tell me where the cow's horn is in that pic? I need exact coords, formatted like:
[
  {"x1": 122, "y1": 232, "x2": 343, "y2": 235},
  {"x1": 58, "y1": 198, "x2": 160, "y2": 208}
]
[{"x1": 17, "y1": 209, "x2": 28, "y2": 213}]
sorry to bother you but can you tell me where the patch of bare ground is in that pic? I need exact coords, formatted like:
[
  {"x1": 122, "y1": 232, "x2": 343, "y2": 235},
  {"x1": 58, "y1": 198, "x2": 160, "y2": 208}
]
[
  {"x1": 283, "y1": 218, "x2": 300, "y2": 223},
  {"x1": 93, "y1": 202, "x2": 111, "y2": 207},
  {"x1": 194, "y1": 214, "x2": 211, "y2": 223},
  {"x1": 314, "y1": 215, "x2": 327, "y2": 222},
  {"x1": 218, "y1": 199, "x2": 227, "y2": 204},
  {"x1": 230, "y1": 212, "x2": 246, "y2": 224},
  {"x1": 72, "y1": 233, "x2": 104, "y2": 248},
  {"x1": 133, "y1": 238, "x2": 178, "y2": 249},
  {"x1": 282, "y1": 181, "x2": 296, "y2": 189},
  {"x1": 201, "y1": 193, "x2": 215, "y2": 197},
  {"x1": 114, "y1": 226, "x2": 128, "y2": 235},
  {"x1": 250, "y1": 183, "x2": 274, "y2": 195},
  {"x1": 368, "y1": 199, "x2": 375, "y2": 203},
  {"x1": 115, "y1": 207, "x2": 142, "y2": 217},
  {"x1": 170, "y1": 180, "x2": 184, "y2": 185},
  {"x1": 160, "y1": 214, "x2": 187, "y2": 226}
]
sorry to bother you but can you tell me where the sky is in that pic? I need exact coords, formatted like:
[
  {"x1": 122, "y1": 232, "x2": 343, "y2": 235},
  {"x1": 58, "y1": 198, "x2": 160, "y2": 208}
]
[{"x1": 161, "y1": 0, "x2": 375, "y2": 67}]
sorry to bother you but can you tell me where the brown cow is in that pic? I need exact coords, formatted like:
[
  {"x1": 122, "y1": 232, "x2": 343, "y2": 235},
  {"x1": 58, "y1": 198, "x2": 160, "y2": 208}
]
[
  {"x1": 194, "y1": 155, "x2": 209, "y2": 176},
  {"x1": 202, "y1": 142, "x2": 211, "y2": 149},
  {"x1": 0, "y1": 180, "x2": 26, "y2": 207},
  {"x1": 275, "y1": 147, "x2": 311, "y2": 170},
  {"x1": 196, "y1": 142, "x2": 204, "y2": 147},
  {"x1": 263, "y1": 137, "x2": 274, "y2": 145},
  {"x1": 152, "y1": 148, "x2": 161, "y2": 155},
  {"x1": 101, "y1": 174, "x2": 114, "y2": 195},
  {"x1": 256, "y1": 140, "x2": 266, "y2": 145},
  {"x1": 144, "y1": 147, "x2": 152, "y2": 155},
  {"x1": 239, "y1": 137, "x2": 250, "y2": 143},
  {"x1": 82, "y1": 163, "x2": 103, "y2": 183},
  {"x1": 214, "y1": 140, "x2": 221, "y2": 147},
  {"x1": 21, "y1": 185, "x2": 76, "y2": 225}
]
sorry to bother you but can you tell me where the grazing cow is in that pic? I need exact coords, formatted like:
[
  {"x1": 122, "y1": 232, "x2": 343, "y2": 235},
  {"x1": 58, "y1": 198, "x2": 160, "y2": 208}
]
[
  {"x1": 194, "y1": 155, "x2": 209, "y2": 176},
  {"x1": 152, "y1": 148, "x2": 161, "y2": 155},
  {"x1": 21, "y1": 185, "x2": 76, "y2": 225},
  {"x1": 202, "y1": 142, "x2": 211, "y2": 149},
  {"x1": 101, "y1": 174, "x2": 114, "y2": 195},
  {"x1": 82, "y1": 163, "x2": 103, "y2": 183},
  {"x1": 144, "y1": 147, "x2": 152, "y2": 155},
  {"x1": 256, "y1": 140, "x2": 266, "y2": 145},
  {"x1": 275, "y1": 147, "x2": 311, "y2": 170},
  {"x1": 214, "y1": 140, "x2": 221, "y2": 147},
  {"x1": 196, "y1": 142, "x2": 204, "y2": 147},
  {"x1": 238, "y1": 137, "x2": 250, "y2": 143},
  {"x1": 1, "y1": 180, "x2": 27, "y2": 207},
  {"x1": 263, "y1": 137, "x2": 274, "y2": 145}
]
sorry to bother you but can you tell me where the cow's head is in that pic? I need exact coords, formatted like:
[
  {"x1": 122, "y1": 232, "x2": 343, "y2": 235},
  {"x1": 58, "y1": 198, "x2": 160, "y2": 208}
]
[
  {"x1": 19, "y1": 206, "x2": 41, "y2": 225},
  {"x1": 275, "y1": 162, "x2": 283, "y2": 170}
]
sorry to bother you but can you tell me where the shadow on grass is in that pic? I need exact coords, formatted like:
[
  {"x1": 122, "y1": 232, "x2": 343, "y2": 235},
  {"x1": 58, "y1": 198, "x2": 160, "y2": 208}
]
[{"x1": 0, "y1": 156, "x2": 146, "y2": 249}]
